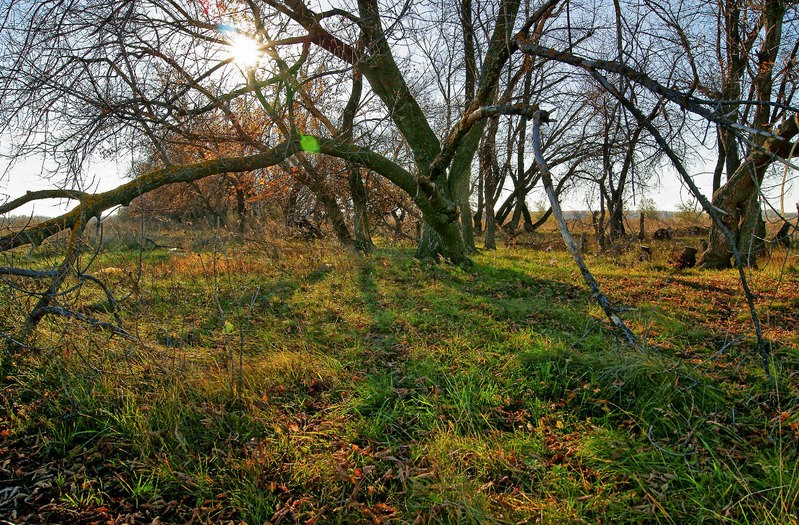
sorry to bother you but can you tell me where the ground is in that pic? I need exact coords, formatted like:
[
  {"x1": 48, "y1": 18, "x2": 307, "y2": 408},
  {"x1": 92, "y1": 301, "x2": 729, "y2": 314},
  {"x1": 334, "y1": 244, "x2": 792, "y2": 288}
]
[{"x1": 0, "y1": 230, "x2": 797, "y2": 524}]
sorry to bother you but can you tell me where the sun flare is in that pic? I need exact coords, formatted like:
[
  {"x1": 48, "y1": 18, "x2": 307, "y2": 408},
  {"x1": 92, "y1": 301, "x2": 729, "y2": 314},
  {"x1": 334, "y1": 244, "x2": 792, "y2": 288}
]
[{"x1": 228, "y1": 33, "x2": 261, "y2": 68}]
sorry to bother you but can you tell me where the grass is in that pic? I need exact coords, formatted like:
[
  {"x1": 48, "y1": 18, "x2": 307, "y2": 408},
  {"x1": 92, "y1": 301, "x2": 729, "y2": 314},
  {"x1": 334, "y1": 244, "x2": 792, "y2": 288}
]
[{"x1": 1, "y1": 235, "x2": 798, "y2": 524}]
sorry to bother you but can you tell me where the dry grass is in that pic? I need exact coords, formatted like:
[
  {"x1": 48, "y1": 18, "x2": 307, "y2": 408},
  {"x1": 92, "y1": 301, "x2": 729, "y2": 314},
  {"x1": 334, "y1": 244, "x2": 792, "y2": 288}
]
[{"x1": 0, "y1": 222, "x2": 797, "y2": 524}]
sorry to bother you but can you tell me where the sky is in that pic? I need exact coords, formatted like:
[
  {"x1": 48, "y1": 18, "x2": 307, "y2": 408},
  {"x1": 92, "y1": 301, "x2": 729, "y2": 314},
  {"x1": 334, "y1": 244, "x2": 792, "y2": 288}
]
[
  {"x1": 2, "y1": 0, "x2": 797, "y2": 222},
  {"x1": 3, "y1": 147, "x2": 797, "y2": 220},
  {"x1": 0, "y1": 151, "x2": 133, "y2": 219}
]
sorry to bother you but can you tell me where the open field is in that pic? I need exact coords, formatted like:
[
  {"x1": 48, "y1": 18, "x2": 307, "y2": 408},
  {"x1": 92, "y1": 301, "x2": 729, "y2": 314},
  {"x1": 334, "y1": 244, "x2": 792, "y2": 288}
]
[{"x1": 1, "y1": 232, "x2": 798, "y2": 524}]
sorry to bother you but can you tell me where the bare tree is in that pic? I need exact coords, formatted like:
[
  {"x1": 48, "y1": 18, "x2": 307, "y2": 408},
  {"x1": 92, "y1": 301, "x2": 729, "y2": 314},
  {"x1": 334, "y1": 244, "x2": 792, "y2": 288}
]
[
  {"x1": 698, "y1": 0, "x2": 798, "y2": 268},
  {"x1": 0, "y1": 0, "x2": 568, "y2": 348},
  {"x1": 642, "y1": 0, "x2": 799, "y2": 267},
  {"x1": 1, "y1": 0, "x2": 564, "y2": 261}
]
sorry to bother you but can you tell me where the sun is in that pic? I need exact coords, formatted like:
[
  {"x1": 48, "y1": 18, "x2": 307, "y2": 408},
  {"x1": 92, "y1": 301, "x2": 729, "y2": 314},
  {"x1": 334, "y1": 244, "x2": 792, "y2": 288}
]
[{"x1": 228, "y1": 33, "x2": 261, "y2": 68}]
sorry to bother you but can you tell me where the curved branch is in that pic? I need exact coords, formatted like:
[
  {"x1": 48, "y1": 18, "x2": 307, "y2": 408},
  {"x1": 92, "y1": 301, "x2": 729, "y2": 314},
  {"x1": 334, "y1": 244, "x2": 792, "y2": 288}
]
[
  {"x1": 316, "y1": 137, "x2": 462, "y2": 244},
  {"x1": 36, "y1": 306, "x2": 135, "y2": 341},
  {"x1": 431, "y1": 103, "x2": 538, "y2": 180},
  {"x1": 0, "y1": 140, "x2": 299, "y2": 251},
  {"x1": 588, "y1": 69, "x2": 771, "y2": 376},
  {"x1": 317, "y1": 138, "x2": 416, "y2": 195},
  {"x1": 0, "y1": 190, "x2": 90, "y2": 215},
  {"x1": 531, "y1": 111, "x2": 637, "y2": 346},
  {"x1": 516, "y1": 38, "x2": 784, "y2": 140}
]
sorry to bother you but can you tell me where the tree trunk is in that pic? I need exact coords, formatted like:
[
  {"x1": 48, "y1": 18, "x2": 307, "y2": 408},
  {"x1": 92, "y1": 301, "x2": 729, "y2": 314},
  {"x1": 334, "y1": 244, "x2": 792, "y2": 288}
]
[
  {"x1": 319, "y1": 193, "x2": 353, "y2": 245},
  {"x1": 481, "y1": 120, "x2": 499, "y2": 250},
  {"x1": 457, "y1": 0, "x2": 477, "y2": 251},
  {"x1": 508, "y1": 199, "x2": 523, "y2": 232},
  {"x1": 608, "y1": 190, "x2": 626, "y2": 240},
  {"x1": 450, "y1": 166, "x2": 476, "y2": 252},
  {"x1": 341, "y1": 66, "x2": 372, "y2": 253},
  {"x1": 412, "y1": 178, "x2": 469, "y2": 263},
  {"x1": 415, "y1": 221, "x2": 467, "y2": 263},
  {"x1": 526, "y1": 205, "x2": 550, "y2": 232},
  {"x1": 414, "y1": 0, "x2": 522, "y2": 262},
  {"x1": 738, "y1": 195, "x2": 766, "y2": 267},
  {"x1": 484, "y1": 198, "x2": 497, "y2": 249},
  {"x1": 235, "y1": 184, "x2": 246, "y2": 235},
  {"x1": 348, "y1": 165, "x2": 374, "y2": 253},
  {"x1": 473, "y1": 170, "x2": 484, "y2": 233},
  {"x1": 638, "y1": 211, "x2": 645, "y2": 240},
  {"x1": 392, "y1": 208, "x2": 405, "y2": 238},
  {"x1": 700, "y1": 116, "x2": 798, "y2": 268},
  {"x1": 285, "y1": 183, "x2": 301, "y2": 227},
  {"x1": 460, "y1": 194, "x2": 476, "y2": 251},
  {"x1": 597, "y1": 191, "x2": 606, "y2": 253},
  {"x1": 701, "y1": 0, "x2": 788, "y2": 268}
]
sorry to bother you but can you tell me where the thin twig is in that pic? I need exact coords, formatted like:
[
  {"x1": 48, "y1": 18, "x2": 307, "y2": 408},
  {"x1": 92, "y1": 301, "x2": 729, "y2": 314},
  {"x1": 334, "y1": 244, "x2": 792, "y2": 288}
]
[{"x1": 35, "y1": 306, "x2": 136, "y2": 341}]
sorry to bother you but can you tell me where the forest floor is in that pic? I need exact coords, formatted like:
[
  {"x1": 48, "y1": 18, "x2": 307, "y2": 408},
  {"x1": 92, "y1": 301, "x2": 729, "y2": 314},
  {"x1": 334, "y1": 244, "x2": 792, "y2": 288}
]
[{"x1": 1, "y1": 230, "x2": 798, "y2": 524}]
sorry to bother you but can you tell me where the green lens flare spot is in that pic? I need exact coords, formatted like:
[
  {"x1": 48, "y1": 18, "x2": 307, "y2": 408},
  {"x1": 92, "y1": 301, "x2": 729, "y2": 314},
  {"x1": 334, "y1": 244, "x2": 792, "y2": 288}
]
[{"x1": 300, "y1": 134, "x2": 320, "y2": 153}]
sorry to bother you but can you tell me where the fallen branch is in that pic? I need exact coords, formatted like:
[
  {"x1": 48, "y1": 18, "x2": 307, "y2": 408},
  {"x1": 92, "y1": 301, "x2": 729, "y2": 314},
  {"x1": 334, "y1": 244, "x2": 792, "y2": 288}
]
[
  {"x1": 35, "y1": 306, "x2": 136, "y2": 341},
  {"x1": 77, "y1": 272, "x2": 125, "y2": 325},
  {"x1": 531, "y1": 110, "x2": 637, "y2": 346},
  {"x1": 0, "y1": 190, "x2": 89, "y2": 215},
  {"x1": 587, "y1": 70, "x2": 771, "y2": 377},
  {"x1": 0, "y1": 267, "x2": 60, "y2": 278},
  {"x1": 15, "y1": 218, "x2": 88, "y2": 348},
  {"x1": 0, "y1": 140, "x2": 298, "y2": 252}
]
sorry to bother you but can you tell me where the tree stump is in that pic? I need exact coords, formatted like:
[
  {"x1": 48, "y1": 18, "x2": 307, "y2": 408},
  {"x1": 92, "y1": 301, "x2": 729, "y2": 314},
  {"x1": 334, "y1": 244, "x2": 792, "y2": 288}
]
[
  {"x1": 671, "y1": 246, "x2": 698, "y2": 269},
  {"x1": 654, "y1": 227, "x2": 674, "y2": 240},
  {"x1": 773, "y1": 221, "x2": 792, "y2": 248}
]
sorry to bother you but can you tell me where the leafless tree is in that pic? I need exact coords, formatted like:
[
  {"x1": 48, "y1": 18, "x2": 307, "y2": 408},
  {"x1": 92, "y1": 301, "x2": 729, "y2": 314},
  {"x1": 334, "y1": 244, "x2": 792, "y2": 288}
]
[{"x1": 3, "y1": 0, "x2": 795, "y2": 355}]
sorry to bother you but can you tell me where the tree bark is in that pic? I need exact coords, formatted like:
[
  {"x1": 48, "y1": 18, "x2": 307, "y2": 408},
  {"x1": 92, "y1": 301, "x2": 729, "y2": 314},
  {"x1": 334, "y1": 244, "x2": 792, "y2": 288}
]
[
  {"x1": 349, "y1": 165, "x2": 374, "y2": 253},
  {"x1": 638, "y1": 211, "x2": 646, "y2": 240},
  {"x1": 340, "y1": 65, "x2": 373, "y2": 254},
  {"x1": 700, "y1": 116, "x2": 798, "y2": 268},
  {"x1": 608, "y1": 190, "x2": 626, "y2": 240},
  {"x1": 508, "y1": 199, "x2": 523, "y2": 232},
  {"x1": 320, "y1": 193, "x2": 353, "y2": 246},
  {"x1": 597, "y1": 186, "x2": 607, "y2": 253},
  {"x1": 473, "y1": 170, "x2": 484, "y2": 233},
  {"x1": 235, "y1": 183, "x2": 247, "y2": 234},
  {"x1": 738, "y1": 196, "x2": 766, "y2": 265},
  {"x1": 701, "y1": 0, "x2": 787, "y2": 268},
  {"x1": 482, "y1": 117, "x2": 501, "y2": 249}
]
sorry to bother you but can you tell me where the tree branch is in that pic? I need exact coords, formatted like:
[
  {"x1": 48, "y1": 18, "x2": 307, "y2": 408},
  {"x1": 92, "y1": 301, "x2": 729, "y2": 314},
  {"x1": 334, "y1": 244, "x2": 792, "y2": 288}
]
[
  {"x1": 0, "y1": 190, "x2": 90, "y2": 215},
  {"x1": 0, "y1": 140, "x2": 299, "y2": 251},
  {"x1": 36, "y1": 306, "x2": 136, "y2": 341},
  {"x1": 531, "y1": 110, "x2": 637, "y2": 346},
  {"x1": 0, "y1": 267, "x2": 60, "y2": 278},
  {"x1": 587, "y1": 69, "x2": 771, "y2": 376},
  {"x1": 431, "y1": 104, "x2": 538, "y2": 181},
  {"x1": 516, "y1": 38, "x2": 785, "y2": 140}
]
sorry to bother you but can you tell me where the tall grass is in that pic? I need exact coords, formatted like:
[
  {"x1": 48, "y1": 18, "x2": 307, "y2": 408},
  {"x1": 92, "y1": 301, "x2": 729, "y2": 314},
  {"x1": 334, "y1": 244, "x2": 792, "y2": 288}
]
[{"x1": 1, "y1": 234, "x2": 796, "y2": 523}]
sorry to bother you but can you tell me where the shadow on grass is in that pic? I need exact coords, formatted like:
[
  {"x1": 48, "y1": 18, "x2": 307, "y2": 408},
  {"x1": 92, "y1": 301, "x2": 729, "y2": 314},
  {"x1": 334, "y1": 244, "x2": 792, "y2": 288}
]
[
  {"x1": 4, "y1": 246, "x2": 789, "y2": 525},
  {"x1": 338, "y1": 251, "x2": 756, "y2": 523}
]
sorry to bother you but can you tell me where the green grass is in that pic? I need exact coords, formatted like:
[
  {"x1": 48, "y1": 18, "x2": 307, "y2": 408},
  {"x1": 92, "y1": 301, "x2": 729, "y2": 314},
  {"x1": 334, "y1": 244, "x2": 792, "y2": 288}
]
[{"x1": 1, "y1": 241, "x2": 797, "y2": 524}]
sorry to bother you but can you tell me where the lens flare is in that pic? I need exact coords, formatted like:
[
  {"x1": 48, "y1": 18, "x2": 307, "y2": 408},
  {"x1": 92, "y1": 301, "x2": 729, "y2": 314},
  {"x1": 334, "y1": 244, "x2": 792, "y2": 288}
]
[{"x1": 228, "y1": 33, "x2": 261, "y2": 68}]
